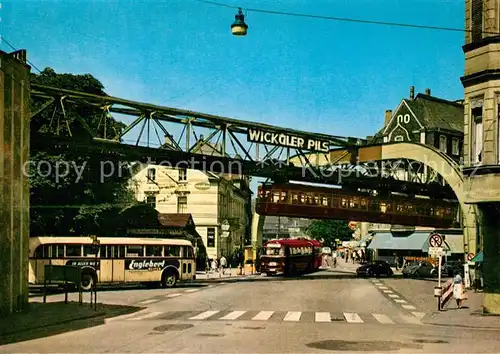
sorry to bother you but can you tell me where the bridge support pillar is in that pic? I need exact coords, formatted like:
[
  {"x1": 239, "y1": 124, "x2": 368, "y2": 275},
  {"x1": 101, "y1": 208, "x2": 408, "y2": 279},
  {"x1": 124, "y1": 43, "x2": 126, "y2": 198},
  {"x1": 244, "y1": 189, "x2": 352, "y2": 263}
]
[
  {"x1": 250, "y1": 212, "x2": 265, "y2": 260},
  {"x1": 0, "y1": 50, "x2": 30, "y2": 315}
]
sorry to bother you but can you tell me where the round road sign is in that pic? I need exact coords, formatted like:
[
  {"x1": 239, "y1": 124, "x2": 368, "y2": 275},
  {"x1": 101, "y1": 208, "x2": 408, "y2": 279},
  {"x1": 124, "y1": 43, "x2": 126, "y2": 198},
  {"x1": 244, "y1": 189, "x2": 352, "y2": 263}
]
[
  {"x1": 429, "y1": 233, "x2": 443, "y2": 247},
  {"x1": 467, "y1": 253, "x2": 475, "y2": 261}
]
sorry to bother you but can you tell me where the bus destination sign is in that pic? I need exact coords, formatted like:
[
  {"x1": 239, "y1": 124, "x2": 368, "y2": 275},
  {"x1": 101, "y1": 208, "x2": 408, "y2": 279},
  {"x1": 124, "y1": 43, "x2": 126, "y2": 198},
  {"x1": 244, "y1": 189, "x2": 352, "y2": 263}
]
[{"x1": 247, "y1": 129, "x2": 330, "y2": 152}]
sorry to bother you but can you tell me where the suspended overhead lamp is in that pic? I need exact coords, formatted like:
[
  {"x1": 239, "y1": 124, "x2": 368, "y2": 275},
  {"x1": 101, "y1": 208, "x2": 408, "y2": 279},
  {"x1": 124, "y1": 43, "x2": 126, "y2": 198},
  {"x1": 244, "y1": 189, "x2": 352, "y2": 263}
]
[{"x1": 231, "y1": 8, "x2": 248, "y2": 36}]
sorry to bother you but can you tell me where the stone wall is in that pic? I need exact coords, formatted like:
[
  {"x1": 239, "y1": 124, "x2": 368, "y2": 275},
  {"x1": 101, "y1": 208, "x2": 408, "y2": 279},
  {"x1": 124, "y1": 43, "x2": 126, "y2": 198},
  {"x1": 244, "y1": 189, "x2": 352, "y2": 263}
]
[{"x1": 0, "y1": 50, "x2": 30, "y2": 314}]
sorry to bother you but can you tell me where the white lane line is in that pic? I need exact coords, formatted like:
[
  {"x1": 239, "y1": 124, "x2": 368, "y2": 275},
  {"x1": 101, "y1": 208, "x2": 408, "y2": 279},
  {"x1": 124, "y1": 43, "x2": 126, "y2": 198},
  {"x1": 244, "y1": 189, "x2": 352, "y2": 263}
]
[
  {"x1": 394, "y1": 299, "x2": 407, "y2": 303},
  {"x1": 412, "y1": 312, "x2": 426, "y2": 319},
  {"x1": 400, "y1": 314, "x2": 422, "y2": 325},
  {"x1": 105, "y1": 308, "x2": 150, "y2": 323},
  {"x1": 137, "y1": 299, "x2": 158, "y2": 305},
  {"x1": 388, "y1": 294, "x2": 399, "y2": 298},
  {"x1": 283, "y1": 311, "x2": 302, "y2": 322},
  {"x1": 252, "y1": 311, "x2": 274, "y2": 321},
  {"x1": 219, "y1": 311, "x2": 246, "y2": 320},
  {"x1": 128, "y1": 311, "x2": 163, "y2": 321},
  {"x1": 185, "y1": 289, "x2": 200, "y2": 293},
  {"x1": 315, "y1": 312, "x2": 331, "y2": 322},
  {"x1": 402, "y1": 304, "x2": 417, "y2": 310},
  {"x1": 167, "y1": 293, "x2": 182, "y2": 298},
  {"x1": 372, "y1": 314, "x2": 394, "y2": 324},
  {"x1": 343, "y1": 313, "x2": 363, "y2": 323},
  {"x1": 383, "y1": 290, "x2": 393, "y2": 293},
  {"x1": 189, "y1": 310, "x2": 220, "y2": 320},
  {"x1": 378, "y1": 286, "x2": 389, "y2": 290}
]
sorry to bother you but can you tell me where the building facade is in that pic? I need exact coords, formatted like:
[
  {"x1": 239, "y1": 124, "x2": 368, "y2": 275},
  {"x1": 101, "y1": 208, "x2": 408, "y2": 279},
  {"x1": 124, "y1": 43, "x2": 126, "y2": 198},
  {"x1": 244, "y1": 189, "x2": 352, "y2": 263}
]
[
  {"x1": 129, "y1": 165, "x2": 252, "y2": 261},
  {"x1": 461, "y1": 0, "x2": 500, "y2": 314}
]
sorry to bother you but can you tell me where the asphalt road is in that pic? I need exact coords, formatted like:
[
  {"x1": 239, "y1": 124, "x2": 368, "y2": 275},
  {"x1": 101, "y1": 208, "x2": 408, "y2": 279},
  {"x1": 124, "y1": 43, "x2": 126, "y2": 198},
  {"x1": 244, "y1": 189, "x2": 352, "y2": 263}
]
[{"x1": 3, "y1": 271, "x2": 500, "y2": 353}]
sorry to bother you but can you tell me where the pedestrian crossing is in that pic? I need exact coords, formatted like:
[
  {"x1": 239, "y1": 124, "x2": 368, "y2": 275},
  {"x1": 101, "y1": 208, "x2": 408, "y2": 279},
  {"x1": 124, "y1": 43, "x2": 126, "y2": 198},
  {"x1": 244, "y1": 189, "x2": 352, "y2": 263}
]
[{"x1": 121, "y1": 309, "x2": 424, "y2": 325}]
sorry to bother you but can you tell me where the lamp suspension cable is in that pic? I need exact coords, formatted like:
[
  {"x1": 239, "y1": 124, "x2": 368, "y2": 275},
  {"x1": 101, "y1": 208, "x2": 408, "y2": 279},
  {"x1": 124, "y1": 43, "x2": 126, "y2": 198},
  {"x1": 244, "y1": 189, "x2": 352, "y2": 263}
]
[{"x1": 196, "y1": 0, "x2": 500, "y2": 36}]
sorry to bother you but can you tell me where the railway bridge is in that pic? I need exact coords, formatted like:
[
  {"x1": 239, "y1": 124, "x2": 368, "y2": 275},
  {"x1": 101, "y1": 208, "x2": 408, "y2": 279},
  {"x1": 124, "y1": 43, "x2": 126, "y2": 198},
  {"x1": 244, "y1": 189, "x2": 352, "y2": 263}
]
[{"x1": 0, "y1": 49, "x2": 476, "y2": 314}]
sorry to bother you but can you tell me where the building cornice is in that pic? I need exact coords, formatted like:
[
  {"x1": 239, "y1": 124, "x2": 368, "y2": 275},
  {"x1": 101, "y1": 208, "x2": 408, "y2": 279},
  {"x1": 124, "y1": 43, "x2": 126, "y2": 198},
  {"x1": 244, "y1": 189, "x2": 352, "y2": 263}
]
[
  {"x1": 461, "y1": 69, "x2": 500, "y2": 88},
  {"x1": 462, "y1": 35, "x2": 500, "y2": 53}
]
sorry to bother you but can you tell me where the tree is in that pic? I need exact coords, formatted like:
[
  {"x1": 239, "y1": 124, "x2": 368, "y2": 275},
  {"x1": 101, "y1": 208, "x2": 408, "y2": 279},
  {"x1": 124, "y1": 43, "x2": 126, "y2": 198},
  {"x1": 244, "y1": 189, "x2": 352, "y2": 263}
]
[
  {"x1": 305, "y1": 219, "x2": 353, "y2": 248},
  {"x1": 30, "y1": 68, "x2": 136, "y2": 236}
]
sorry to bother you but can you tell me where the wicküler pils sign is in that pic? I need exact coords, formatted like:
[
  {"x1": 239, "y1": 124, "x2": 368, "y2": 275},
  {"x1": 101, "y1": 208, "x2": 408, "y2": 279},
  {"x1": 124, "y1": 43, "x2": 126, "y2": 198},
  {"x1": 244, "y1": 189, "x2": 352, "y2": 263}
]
[{"x1": 247, "y1": 128, "x2": 330, "y2": 152}]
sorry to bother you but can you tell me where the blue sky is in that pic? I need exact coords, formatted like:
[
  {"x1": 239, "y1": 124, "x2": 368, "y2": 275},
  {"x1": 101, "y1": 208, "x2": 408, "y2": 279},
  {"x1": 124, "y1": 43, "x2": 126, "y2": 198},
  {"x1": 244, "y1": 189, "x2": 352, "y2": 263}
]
[{"x1": 4, "y1": 0, "x2": 465, "y2": 191}]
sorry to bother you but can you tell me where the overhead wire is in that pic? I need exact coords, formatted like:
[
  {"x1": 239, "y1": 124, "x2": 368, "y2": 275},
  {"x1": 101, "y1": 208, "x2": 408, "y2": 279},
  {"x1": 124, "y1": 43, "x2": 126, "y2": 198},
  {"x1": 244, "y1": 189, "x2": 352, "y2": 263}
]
[
  {"x1": 1, "y1": 37, "x2": 43, "y2": 73},
  {"x1": 196, "y1": 0, "x2": 500, "y2": 36}
]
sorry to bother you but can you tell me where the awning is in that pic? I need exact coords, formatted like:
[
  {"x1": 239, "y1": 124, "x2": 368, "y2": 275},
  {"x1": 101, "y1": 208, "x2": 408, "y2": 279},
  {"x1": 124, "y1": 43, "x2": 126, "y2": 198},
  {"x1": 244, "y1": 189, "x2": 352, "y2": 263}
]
[
  {"x1": 367, "y1": 233, "x2": 428, "y2": 251},
  {"x1": 470, "y1": 251, "x2": 483, "y2": 263},
  {"x1": 440, "y1": 234, "x2": 464, "y2": 254}
]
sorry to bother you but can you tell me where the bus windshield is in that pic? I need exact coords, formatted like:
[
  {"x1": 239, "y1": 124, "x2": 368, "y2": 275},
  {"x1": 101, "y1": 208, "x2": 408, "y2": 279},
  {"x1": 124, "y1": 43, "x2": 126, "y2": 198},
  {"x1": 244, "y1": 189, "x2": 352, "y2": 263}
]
[{"x1": 265, "y1": 247, "x2": 284, "y2": 256}]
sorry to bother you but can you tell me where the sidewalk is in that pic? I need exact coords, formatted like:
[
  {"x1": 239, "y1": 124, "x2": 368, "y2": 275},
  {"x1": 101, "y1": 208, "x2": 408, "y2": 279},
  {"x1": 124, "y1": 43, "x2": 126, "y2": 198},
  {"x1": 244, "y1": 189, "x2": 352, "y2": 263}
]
[
  {"x1": 0, "y1": 301, "x2": 141, "y2": 345},
  {"x1": 422, "y1": 291, "x2": 500, "y2": 330}
]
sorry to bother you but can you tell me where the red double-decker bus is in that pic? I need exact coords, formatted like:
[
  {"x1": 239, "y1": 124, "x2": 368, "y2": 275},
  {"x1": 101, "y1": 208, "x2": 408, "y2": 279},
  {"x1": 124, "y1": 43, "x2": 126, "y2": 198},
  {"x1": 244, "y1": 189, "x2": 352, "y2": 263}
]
[{"x1": 260, "y1": 238, "x2": 323, "y2": 276}]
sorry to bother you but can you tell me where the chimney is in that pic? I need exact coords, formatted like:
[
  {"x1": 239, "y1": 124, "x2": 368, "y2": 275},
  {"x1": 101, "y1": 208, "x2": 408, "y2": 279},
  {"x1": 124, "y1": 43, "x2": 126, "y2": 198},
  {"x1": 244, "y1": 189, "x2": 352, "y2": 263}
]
[
  {"x1": 409, "y1": 86, "x2": 415, "y2": 100},
  {"x1": 425, "y1": 88, "x2": 431, "y2": 95},
  {"x1": 384, "y1": 110, "x2": 392, "y2": 126}
]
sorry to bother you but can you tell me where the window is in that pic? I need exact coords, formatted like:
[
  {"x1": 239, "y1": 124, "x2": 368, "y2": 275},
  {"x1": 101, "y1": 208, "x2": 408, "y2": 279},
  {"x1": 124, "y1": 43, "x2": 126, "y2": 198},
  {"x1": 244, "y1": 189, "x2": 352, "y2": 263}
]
[
  {"x1": 184, "y1": 246, "x2": 194, "y2": 259},
  {"x1": 147, "y1": 168, "x2": 156, "y2": 183},
  {"x1": 177, "y1": 196, "x2": 187, "y2": 213},
  {"x1": 165, "y1": 246, "x2": 181, "y2": 257},
  {"x1": 439, "y1": 135, "x2": 447, "y2": 153},
  {"x1": 66, "y1": 245, "x2": 82, "y2": 257},
  {"x1": 126, "y1": 245, "x2": 144, "y2": 257},
  {"x1": 146, "y1": 194, "x2": 156, "y2": 208},
  {"x1": 146, "y1": 245, "x2": 163, "y2": 257},
  {"x1": 471, "y1": 0, "x2": 483, "y2": 43},
  {"x1": 471, "y1": 105, "x2": 483, "y2": 164},
  {"x1": 207, "y1": 227, "x2": 215, "y2": 247},
  {"x1": 394, "y1": 135, "x2": 404, "y2": 142},
  {"x1": 178, "y1": 168, "x2": 187, "y2": 182},
  {"x1": 452, "y1": 137, "x2": 459, "y2": 155},
  {"x1": 83, "y1": 245, "x2": 99, "y2": 257}
]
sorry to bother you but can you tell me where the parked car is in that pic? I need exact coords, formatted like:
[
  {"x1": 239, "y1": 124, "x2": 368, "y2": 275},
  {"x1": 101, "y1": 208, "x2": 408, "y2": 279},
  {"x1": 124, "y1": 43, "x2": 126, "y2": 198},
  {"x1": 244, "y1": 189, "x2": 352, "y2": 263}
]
[
  {"x1": 430, "y1": 261, "x2": 463, "y2": 277},
  {"x1": 402, "y1": 261, "x2": 435, "y2": 278},
  {"x1": 356, "y1": 260, "x2": 393, "y2": 277}
]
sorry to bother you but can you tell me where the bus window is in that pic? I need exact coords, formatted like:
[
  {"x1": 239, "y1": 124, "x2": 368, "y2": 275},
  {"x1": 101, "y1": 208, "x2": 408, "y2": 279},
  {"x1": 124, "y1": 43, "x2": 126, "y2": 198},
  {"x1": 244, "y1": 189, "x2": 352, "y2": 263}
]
[
  {"x1": 380, "y1": 203, "x2": 387, "y2": 213},
  {"x1": 66, "y1": 244, "x2": 82, "y2": 257},
  {"x1": 126, "y1": 245, "x2": 144, "y2": 257},
  {"x1": 54, "y1": 245, "x2": 64, "y2": 258},
  {"x1": 341, "y1": 198, "x2": 347, "y2": 208},
  {"x1": 165, "y1": 246, "x2": 181, "y2": 257},
  {"x1": 83, "y1": 245, "x2": 99, "y2": 257},
  {"x1": 146, "y1": 245, "x2": 163, "y2": 257},
  {"x1": 34, "y1": 245, "x2": 49, "y2": 258},
  {"x1": 183, "y1": 246, "x2": 194, "y2": 259},
  {"x1": 266, "y1": 248, "x2": 280, "y2": 256}
]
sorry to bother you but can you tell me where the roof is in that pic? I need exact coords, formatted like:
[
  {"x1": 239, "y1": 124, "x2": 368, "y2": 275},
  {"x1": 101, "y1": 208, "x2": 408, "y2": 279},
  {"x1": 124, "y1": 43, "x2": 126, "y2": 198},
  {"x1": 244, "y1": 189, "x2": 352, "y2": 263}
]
[
  {"x1": 367, "y1": 232, "x2": 464, "y2": 253},
  {"x1": 157, "y1": 214, "x2": 195, "y2": 228},
  {"x1": 406, "y1": 94, "x2": 463, "y2": 133},
  {"x1": 29, "y1": 236, "x2": 193, "y2": 250}
]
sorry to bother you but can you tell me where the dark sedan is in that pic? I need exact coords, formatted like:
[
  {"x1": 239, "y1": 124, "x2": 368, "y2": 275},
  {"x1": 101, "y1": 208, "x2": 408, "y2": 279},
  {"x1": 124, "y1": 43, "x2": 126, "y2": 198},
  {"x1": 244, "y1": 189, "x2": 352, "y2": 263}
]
[{"x1": 356, "y1": 260, "x2": 393, "y2": 277}]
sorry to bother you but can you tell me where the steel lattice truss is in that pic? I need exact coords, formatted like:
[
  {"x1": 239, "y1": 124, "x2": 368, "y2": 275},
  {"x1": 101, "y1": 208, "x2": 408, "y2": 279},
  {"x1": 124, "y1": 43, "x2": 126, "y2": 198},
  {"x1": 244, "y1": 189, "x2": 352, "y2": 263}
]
[{"x1": 29, "y1": 84, "x2": 455, "y2": 199}]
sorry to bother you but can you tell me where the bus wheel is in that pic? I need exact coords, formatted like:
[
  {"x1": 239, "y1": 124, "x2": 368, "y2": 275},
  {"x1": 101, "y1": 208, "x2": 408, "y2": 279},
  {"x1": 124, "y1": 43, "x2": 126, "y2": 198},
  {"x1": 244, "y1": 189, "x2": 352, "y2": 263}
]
[
  {"x1": 162, "y1": 270, "x2": 177, "y2": 288},
  {"x1": 80, "y1": 273, "x2": 95, "y2": 291}
]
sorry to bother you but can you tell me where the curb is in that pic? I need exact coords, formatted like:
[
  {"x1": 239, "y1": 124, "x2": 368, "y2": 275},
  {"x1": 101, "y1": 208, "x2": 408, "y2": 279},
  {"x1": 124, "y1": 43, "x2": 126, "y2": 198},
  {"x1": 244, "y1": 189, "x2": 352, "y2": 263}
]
[
  {"x1": 423, "y1": 320, "x2": 500, "y2": 330},
  {"x1": 0, "y1": 312, "x2": 105, "y2": 338},
  {"x1": 104, "y1": 308, "x2": 149, "y2": 323}
]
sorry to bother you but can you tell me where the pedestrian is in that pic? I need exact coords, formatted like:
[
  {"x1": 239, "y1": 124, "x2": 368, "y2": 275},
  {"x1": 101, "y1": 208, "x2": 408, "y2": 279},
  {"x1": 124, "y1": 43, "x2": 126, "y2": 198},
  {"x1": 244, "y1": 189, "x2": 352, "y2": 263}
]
[
  {"x1": 220, "y1": 255, "x2": 227, "y2": 275},
  {"x1": 453, "y1": 271, "x2": 466, "y2": 308},
  {"x1": 211, "y1": 258, "x2": 217, "y2": 273}
]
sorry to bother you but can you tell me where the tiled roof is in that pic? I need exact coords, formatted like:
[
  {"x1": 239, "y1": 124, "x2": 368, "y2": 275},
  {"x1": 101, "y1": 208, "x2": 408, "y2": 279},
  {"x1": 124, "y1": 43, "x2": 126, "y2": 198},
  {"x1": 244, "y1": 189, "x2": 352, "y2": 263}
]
[
  {"x1": 157, "y1": 213, "x2": 194, "y2": 228},
  {"x1": 406, "y1": 94, "x2": 463, "y2": 133}
]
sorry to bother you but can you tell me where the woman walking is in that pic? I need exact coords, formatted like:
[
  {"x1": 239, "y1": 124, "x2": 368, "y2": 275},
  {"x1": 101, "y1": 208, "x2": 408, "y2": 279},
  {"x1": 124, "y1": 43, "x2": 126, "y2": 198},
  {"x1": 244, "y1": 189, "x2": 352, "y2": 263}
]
[{"x1": 453, "y1": 271, "x2": 466, "y2": 308}]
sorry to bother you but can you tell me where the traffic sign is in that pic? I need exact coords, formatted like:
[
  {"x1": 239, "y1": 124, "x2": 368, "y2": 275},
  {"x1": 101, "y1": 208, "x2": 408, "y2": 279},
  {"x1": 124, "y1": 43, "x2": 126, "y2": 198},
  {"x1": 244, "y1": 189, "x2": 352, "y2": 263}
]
[
  {"x1": 467, "y1": 253, "x2": 475, "y2": 261},
  {"x1": 428, "y1": 247, "x2": 445, "y2": 258},
  {"x1": 429, "y1": 233, "x2": 443, "y2": 247}
]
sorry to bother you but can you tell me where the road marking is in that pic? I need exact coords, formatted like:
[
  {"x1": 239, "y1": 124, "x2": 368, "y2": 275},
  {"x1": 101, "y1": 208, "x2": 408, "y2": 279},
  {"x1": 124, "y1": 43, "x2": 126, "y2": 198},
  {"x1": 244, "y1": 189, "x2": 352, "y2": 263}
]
[
  {"x1": 315, "y1": 312, "x2": 331, "y2": 322},
  {"x1": 128, "y1": 311, "x2": 163, "y2": 321},
  {"x1": 412, "y1": 312, "x2": 426, "y2": 319},
  {"x1": 167, "y1": 293, "x2": 182, "y2": 298},
  {"x1": 372, "y1": 282, "x2": 382, "y2": 285},
  {"x1": 388, "y1": 294, "x2": 399, "y2": 298},
  {"x1": 185, "y1": 289, "x2": 200, "y2": 293},
  {"x1": 219, "y1": 311, "x2": 246, "y2": 320},
  {"x1": 383, "y1": 290, "x2": 393, "y2": 293},
  {"x1": 402, "y1": 304, "x2": 417, "y2": 310},
  {"x1": 105, "y1": 308, "x2": 150, "y2": 323},
  {"x1": 189, "y1": 310, "x2": 220, "y2": 320},
  {"x1": 378, "y1": 286, "x2": 388, "y2": 290},
  {"x1": 400, "y1": 314, "x2": 422, "y2": 325},
  {"x1": 283, "y1": 311, "x2": 302, "y2": 322},
  {"x1": 343, "y1": 312, "x2": 363, "y2": 323},
  {"x1": 137, "y1": 299, "x2": 158, "y2": 305},
  {"x1": 394, "y1": 299, "x2": 407, "y2": 303},
  {"x1": 372, "y1": 313, "x2": 394, "y2": 324},
  {"x1": 252, "y1": 311, "x2": 274, "y2": 321}
]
